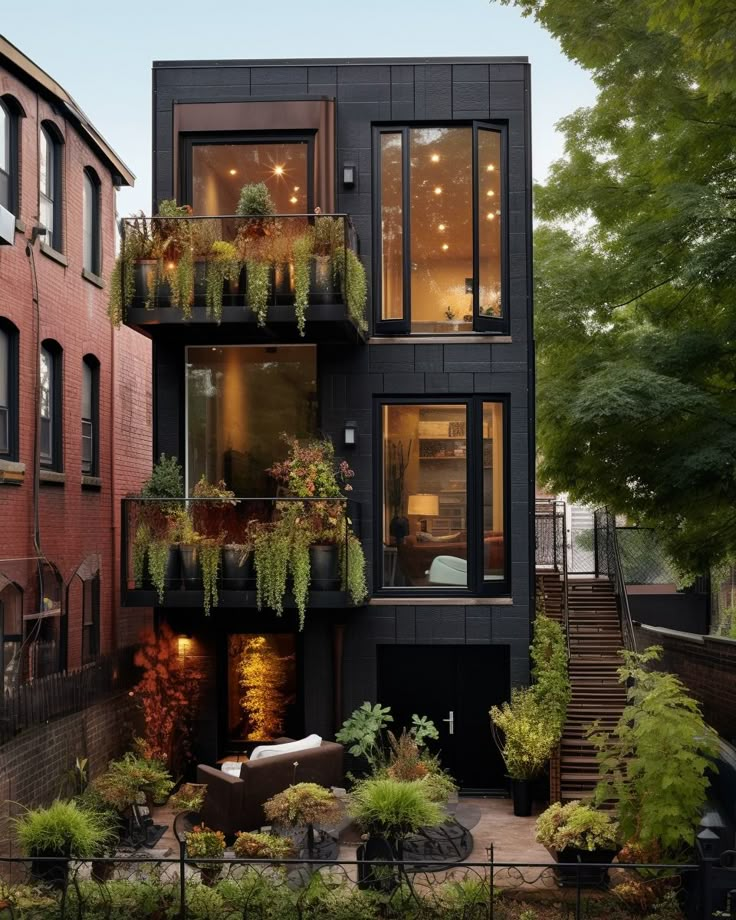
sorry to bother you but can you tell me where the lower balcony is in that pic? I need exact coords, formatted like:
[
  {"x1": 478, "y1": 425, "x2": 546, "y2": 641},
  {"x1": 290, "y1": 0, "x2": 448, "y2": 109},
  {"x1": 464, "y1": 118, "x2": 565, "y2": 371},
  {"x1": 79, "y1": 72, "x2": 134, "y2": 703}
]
[
  {"x1": 112, "y1": 213, "x2": 367, "y2": 343},
  {"x1": 121, "y1": 496, "x2": 366, "y2": 624}
]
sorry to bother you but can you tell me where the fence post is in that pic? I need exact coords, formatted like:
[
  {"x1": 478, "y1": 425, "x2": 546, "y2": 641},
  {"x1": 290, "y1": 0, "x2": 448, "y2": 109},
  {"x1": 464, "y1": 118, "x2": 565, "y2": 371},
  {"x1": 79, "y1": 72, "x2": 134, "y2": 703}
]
[
  {"x1": 179, "y1": 839, "x2": 187, "y2": 920},
  {"x1": 695, "y1": 828, "x2": 720, "y2": 920},
  {"x1": 488, "y1": 843, "x2": 494, "y2": 920}
]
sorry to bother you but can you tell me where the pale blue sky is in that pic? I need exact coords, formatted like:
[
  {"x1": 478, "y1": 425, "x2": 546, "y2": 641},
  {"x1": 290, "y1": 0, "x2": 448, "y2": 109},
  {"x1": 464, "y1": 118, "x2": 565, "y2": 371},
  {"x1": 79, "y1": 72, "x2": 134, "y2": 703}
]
[{"x1": 2, "y1": 0, "x2": 596, "y2": 214}]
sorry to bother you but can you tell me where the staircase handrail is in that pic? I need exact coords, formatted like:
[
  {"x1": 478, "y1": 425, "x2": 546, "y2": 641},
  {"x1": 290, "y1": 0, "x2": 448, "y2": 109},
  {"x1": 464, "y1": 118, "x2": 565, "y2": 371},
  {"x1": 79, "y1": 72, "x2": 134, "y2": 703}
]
[
  {"x1": 559, "y1": 500, "x2": 571, "y2": 663},
  {"x1": 598, "y1": 509, "x2": 637, "y2": 652}
]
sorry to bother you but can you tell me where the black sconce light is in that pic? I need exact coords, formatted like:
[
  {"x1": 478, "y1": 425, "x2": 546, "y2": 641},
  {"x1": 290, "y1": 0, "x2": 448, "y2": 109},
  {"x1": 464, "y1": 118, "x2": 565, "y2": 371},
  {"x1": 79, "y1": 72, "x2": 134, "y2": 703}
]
[
  {"x1": 342, "y1": 163, "x2": 356, "y2": 188},
  {"x1": 344, "y1": 420, "x2": 357, "y2": 447}
]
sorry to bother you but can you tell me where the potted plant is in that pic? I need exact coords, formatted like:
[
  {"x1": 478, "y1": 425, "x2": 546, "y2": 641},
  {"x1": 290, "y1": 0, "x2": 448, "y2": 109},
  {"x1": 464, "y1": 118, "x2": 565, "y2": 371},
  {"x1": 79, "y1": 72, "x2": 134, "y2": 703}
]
[
  {"x1": 185, "y1": 824, "x2": 226, "y2": 886},
  {"x1": 222, "y1": 530, "x2": 255, "y2": 591},
  {"x1": 132, "y1": 454, "x2": 184, "y2": 601},
  {"x1": 536, "y1": 801, "x2": 620, "y2": 887},
  {"x1": 264, "y1": 783, "x2": 342, "y2": 859},
  {"x1": 233, "y1": 831, "x2": 294, "y2": 860},
  {"x1": 74, "y1": 787, "x2": 123, "y2": 882},
  {"x1": 490, "y1": 688, "x2": 558, "y2": 817},
  {"x1": 311, "y1": 215, "x2": 343, "y2": 305},
  {"x1": 237, "y1": 182, "x2": 276, "y2": 326},
  {"x1": 206, "y1": 239, "x2": 242, "y2": 320},
  {"x1": 292, "y1": 229, "x2": 313, "y2": 335},
  {"x1": 189, "y1": 475, "x2": 238, "y2": 613},
  {"x1": 14, "y1": 800, "x2": 115, "y2": 889},
  {"x1": 108, "y1": 212, "x2": 155, "y2": 325}
]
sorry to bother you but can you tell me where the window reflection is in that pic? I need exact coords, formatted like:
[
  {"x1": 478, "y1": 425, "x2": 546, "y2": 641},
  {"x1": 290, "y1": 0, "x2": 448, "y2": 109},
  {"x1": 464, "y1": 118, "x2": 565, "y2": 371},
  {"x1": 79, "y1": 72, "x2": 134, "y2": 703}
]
[
  {"x1": 380, "y1": 133, "x2": 403, "y2": 320},
  {"x1": 478, "y1": 130, "x2": 502, "y2": 318},
  {"x1": 483, "y1": 402, "x2": 505, "y2": 580}
]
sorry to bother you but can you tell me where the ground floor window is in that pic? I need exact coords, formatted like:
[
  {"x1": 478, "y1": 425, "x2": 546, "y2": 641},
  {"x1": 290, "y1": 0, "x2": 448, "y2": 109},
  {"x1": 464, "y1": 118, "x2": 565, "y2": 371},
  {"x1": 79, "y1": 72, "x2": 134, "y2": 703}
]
[
  {"x1": 186, "y1": 345, "x2": 317, "y2": 496},
  {"x1": 379, "y1": 398, "x2": 507, "y2": 594},
  {"x1": 226, "y1": 634, "x2": 297, "y2": 743},
  {"x1": 0, "y1": 579, "x2": 22, "y2": 691}
]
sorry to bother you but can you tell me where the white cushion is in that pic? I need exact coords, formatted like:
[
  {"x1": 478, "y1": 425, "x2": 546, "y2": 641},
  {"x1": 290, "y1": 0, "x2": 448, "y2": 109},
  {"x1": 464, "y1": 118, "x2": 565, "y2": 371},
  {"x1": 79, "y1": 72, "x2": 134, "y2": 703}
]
[
  {"x1": 221, "y1": 761, "x2": 242, "y2": 777},
  {"x1": 250, "y1": 734, "x2": 322, "y2": 762}
]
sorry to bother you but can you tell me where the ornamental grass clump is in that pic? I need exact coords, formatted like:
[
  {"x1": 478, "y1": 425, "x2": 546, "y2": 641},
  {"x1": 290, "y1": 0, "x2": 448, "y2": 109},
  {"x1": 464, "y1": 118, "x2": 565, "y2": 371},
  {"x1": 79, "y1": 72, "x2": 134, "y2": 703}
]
[
  {"x1": 490, "y1": 687, "x2": 558, "y2": 780},
  {"x1": 349, "y1": 777, "x2": 443, "y2": 846},
  {"x1": 14, "y1": 800, "x2": 116, "y2": 859},
  {"x1": 536, "y1": 801, "x2": 619, "y2": 853}
]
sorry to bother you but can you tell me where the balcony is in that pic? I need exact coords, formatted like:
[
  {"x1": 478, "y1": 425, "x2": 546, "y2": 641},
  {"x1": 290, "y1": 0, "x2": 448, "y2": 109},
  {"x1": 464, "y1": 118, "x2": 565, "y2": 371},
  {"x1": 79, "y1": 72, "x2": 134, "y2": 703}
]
[
  {"x1": 112, "y1": 213, "x2": 368, "y2": 343},
  {"x1": 121, "y1": 496, "x2": 366, "y2": 623}
]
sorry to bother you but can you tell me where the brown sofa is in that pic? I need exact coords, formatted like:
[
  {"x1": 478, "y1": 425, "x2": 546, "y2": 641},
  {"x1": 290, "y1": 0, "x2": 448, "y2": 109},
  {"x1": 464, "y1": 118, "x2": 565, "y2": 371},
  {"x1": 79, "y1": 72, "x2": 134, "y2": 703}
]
[
  {"x1": 196, "y1": 738, "x2": 344, "y2": 836},
  {"x1": 397, "y1": 531, "x2": 504, "y2": 583}
]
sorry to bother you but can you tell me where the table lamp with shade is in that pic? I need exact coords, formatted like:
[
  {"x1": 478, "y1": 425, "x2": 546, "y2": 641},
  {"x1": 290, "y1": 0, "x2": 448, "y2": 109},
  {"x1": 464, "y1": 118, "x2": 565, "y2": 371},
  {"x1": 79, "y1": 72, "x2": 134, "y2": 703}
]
[{"x1": 407, "y1": 493, "x2": 440, "y2": 533}]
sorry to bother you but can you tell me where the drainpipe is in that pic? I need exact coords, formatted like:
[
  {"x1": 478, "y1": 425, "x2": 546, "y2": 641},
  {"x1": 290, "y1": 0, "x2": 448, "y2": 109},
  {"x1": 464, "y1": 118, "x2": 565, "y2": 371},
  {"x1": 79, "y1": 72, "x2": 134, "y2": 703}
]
[{"x1": 110, "y1": 269, "x2": 118, "y2": 653}]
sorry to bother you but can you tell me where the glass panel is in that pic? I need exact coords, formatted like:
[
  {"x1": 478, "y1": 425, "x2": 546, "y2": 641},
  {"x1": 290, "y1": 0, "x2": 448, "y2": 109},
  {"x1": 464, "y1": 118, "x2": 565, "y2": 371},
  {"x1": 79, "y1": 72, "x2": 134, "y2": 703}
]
[
  {"x1": 39, "y1": 129, "x2": 52, "y2": 199},
  {"x1": 382, "y1": 404, "x2": 467, "y2": 588},
  {"x1": 82, "y1": 360, "x2": 93, "y2": 419},
  {"x1": 483, "y1": 402, "x2": 505, "y2": 580},
  {"x1": 380, "y1": 133, "x2": 403, "y2": 320},
  {"x1": 0, "y1": 103, "x2": 7, "y2": 172},
  {"x1": 40, "y1": 195, "x2": 54, "y2": 248},
  {"x1": 478, "y1": 130, "x2": 503, "y2": 319},
  {"x1": 409, "y1": 127, "x2": 473, "y2": 334},
  {"x1": 192, "y1": 142, "x2": 309, "y2": 215},
  {"x1": 40, "y1": 348, "x2": 52, "y2": 463},
  {"x1": 227, "y1": 634, "x2": 297, "y2": 743},
  {"x1": 82, "y1": 420, "x2": 93, "y2": 472},
  {"x1": 186, "y1": 345, "x2": 317, "y2": 495},
  {"x1": 83, "y1": 173, "x2": 95, "y2": 271},
  {"x1": 0, "y1": 329, "x2": 8, "y2": 409}
]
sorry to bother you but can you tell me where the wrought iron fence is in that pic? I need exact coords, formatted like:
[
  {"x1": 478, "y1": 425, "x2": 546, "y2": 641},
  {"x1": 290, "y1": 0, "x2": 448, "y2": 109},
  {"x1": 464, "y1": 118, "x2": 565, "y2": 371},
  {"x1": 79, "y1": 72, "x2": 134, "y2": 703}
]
[
  {"x1": 0, "y1": 850, "x2": 722, "y2": 919},
  {"x1": 615, "y1": 527, "x2": 679, "y2": 585},
  {"x1": 534, "y1": 499, "x2": 566, "y2": 572},
  {"x1": 0, "y1": 647, "x2": 138, "y2": 746}
]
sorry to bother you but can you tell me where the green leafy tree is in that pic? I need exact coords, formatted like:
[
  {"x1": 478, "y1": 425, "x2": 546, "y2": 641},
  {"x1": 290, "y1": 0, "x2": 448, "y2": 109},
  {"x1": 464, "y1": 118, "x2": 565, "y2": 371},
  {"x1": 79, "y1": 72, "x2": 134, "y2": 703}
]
[
  {"x1": 589, "y1": 647, "x2": 718, "y2": 856},
  {"x1": 500, "y1": 0, "x2": 736, "y2": 574}
]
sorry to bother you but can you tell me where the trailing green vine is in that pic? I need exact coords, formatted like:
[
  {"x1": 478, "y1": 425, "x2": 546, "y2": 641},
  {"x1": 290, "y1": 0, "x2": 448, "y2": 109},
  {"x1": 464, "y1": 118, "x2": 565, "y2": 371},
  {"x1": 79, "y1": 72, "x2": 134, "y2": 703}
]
[
  {"x1": 206, "y1": 241, "x2": 240, "y2": 322},
  {"x1": 341, "y1": 532, "x2": 368, "y2": 606},
  {"x1": 166, "y1": 247, "x2": 195, "y2": 319},
  {"x1": 199, "y1": 541, "x2": 221, "y2": 616},
  {"x1": 247, "y1": 260, "x2": 272, "y2": 326},
  {"x1": 335, "y1": 248, "x2": 368, "y2": 331},
  {"x1": 289, "y1": 526, "x2": 312, "y2": 629},
  {"x1": 292, "y1": 231, "x2": 313, "y2": 336},
  {"x1": 254, "y1": 524, "x2": 290, "y2": 615},
  {"x1": 147, "y1": 540, "x2": 172, "y2": 605},
  {"x1": 132, "y1": 523, "x2": 150, "y2": 587}
]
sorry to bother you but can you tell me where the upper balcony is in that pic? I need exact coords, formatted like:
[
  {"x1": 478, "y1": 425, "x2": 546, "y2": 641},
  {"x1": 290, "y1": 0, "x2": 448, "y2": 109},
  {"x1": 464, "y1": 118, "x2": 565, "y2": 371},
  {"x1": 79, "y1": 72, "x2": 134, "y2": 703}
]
[{"x1": 110, "y1": 212, "x2": 368, "y2": 343}]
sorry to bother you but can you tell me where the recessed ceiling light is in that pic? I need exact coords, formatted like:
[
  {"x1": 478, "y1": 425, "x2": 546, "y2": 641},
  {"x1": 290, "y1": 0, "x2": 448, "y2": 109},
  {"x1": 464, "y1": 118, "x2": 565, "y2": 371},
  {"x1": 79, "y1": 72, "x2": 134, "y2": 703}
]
[
  {"x1": 290, "y1": 196, "x2": 298, "y2": 204},
  {"x1": 486, "y1": 190, "x2": 495, "y2": 197},
  {"x1": 438, "y1": 223, "x2": 446, "y2": 231},
  {"x1": 486, "y1": 212, "x2": 495, "y2": 220},
  {"x1": 442, "y1": 243, "x2": 449, "y2": 251},
  {"x1": 434, "y1": 186, "x2": 443, "y2": 195},
  {"x1": 273, "y1": 165, "x2": 285, "y2": 176},
  {"x1": 431, "y1": 153, "x2": 440, "y2": 163},
  {"x1": 486, "y1": 164, "x2": 495, "y2": 172},
  {"x1": 293, "y1": 186, "x2": 300, "y2": 192},
  {"x1": 228, "y1": 168, "x2": 237, "y2": 176}
]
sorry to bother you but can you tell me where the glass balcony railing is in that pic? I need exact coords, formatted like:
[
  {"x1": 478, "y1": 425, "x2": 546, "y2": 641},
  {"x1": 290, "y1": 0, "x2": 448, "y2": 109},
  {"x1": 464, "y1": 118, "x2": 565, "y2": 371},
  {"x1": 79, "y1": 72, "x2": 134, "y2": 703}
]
[
  {"x1": 121, "y1": 496, "x2": 366, "y2": 622},
  {"x1": 113, "y1": 213, "x2": 367, "y2": 338}
]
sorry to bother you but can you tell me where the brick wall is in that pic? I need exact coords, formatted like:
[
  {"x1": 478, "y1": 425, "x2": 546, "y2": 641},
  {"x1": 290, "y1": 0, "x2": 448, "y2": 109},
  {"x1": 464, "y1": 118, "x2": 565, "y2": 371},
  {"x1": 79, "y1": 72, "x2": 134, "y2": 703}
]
[
  {"x1": 0, "y1": 694, "x2": 134, "y2": 856},
  {"x1": 0, "y1": 60, "x2": 152, "y2": 664},
  {"x1": 634, "y1": 623, "x2": 736, "y2": 743}
]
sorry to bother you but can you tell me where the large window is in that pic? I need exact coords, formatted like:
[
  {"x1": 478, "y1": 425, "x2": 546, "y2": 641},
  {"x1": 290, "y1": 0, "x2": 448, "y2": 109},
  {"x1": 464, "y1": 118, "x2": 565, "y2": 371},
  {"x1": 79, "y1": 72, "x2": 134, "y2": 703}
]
[
  {"x1": 186, "y1": 345, "x2": 317, "y2": 495},
  {"x1": 82, "y1": 168, "x2": 101, "y2": 274},
  {"x1": 379, "y1": 398, "x2": 506, "y2": 594},
  {"x1": 375, "y1": 124, "x2": 505, "y2": 335},
  {"x1": 0, "y1": 320, "x2": 18, "y2": 460},
  {"x1": 82, "y1": 356, "x2": 99, "y2": 475},
  {"x1": 40, "y1": 124, "x2": 63, "y2": 250},
  {"x1": 40, "y1": 341, "x2": 62, "y2": 470},
  {"x1": 186, "y1": 138, "x2": 312, "y2": 215}
]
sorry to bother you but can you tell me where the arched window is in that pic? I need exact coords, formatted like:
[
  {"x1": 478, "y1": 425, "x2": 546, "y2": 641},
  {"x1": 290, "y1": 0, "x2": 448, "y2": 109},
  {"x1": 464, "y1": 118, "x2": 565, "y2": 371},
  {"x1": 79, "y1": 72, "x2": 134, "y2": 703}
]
[
  {"x1": 82, "y1": 355, "x2": 99, "y2": 476},
  {"x1": 0, "y1": 318, "x2": 19, "y2": 460},
  {"x1": 0, "y1": 574, "x2": 23, "y2": 692},
  {"x1": 40, "y1": 340, "x2": 62, "y2": 470},
  {"x1": 83, "y1": 168, "x2": 100, "y2": 274},
  {"x1": 39, "y1": 122, "x2": 63, "y2": 250},
  {"x1": 65, "y1": 555, "x2": 100, "y2": 667},
  {"x1": 0, "y1": 95, "x2": 23, "y2": 215}
]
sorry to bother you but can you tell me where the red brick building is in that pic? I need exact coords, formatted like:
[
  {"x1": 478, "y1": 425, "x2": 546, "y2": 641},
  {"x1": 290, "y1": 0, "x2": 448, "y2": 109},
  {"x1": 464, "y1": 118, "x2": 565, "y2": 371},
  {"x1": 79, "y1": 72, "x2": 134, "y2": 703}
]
[{"x1": 0, "y1": 36, "x2": 151, "y2": 683}]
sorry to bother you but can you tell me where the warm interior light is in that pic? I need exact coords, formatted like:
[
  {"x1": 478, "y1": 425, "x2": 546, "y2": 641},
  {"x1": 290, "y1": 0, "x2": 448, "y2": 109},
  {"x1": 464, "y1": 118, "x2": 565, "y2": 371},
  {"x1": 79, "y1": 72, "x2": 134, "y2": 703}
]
[
  {"x1": 486, "y1": 190, "x2": 495, "y2": 197},
  {"x1": 442, "y1": 243, "x2": 449, "y2": 251},
  {"x1": 166, "y1": 261, "x2": 175, "y2": 271},
  {"x1": 273, "y1": 165, "x2": 285, "y2": 176},
  {"x1": 486, "y1": 164, "x2": 495, "y2": 172},
  {"x1": 177, "y1": 636, "x2": 192, "y2": 656},
  {"x1": 430, "y1": 153, "x2": 440, "y2": 163},
  {"x1": 438, "y1": 223, "x2": 446, "y2": 231},
  {"x1": 434, "y1": 186, "x2": 443, "y2": 195},
  {"x1": 229, "y1": 168, "x2": 237, "y2": 176},
  {"x1": 486, "y1": 212, "x2": 495, "y2": 220},
  {"x1": 289, "y1": 195, "x2": 298, "y2": 204},
  {"x1": 293, "y1": 186, "x2": 300, "y2": 192}
]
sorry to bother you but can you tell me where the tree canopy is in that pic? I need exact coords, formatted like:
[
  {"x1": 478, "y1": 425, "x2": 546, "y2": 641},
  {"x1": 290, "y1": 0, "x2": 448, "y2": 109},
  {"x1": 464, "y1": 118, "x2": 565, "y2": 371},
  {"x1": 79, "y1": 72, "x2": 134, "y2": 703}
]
[{"x1": 501, "y1": 0, "x2": 736, "y2": 573}]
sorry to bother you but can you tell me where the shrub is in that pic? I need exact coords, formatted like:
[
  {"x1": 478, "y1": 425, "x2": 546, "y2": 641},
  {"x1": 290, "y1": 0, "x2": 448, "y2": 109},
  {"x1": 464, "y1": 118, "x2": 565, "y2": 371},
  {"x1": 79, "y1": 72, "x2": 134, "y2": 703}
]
[
  {"x1": 530, "y1": 613, "x2": 570, "y2": 740},
  {"x1": 140, "y1": 453, "x2": 183, "y2": 499},
  {"x1": 14, "y1": 800, "x2": 115, "y2": 858},
  {"x1": 236, "y1": 182, "x2": 276, "y2": 218},
  {"x1": 263, "y1": 783, "x2": 341, "y2": 828},
  {"x1": 349, "y1": 777, "x2": 443, "y2": 843},
  {"x1": 490, "y1": 687, "x2": 558, "y2": 780},
  {"x1": 232, "y1": 831, "x2": 294, "y2": 859},
  {"x1": 590, "y1": 647, "x2": 719, "y2": 856},
  {"x1": 536, "y1": 801, "x2": 619, "y2": 852},
  {"x1": 185, "y1": 824, "x2": 226, "y2": 859},
  {"x1": 93, "y1": 752, "x2": 173, "y2": 812}
]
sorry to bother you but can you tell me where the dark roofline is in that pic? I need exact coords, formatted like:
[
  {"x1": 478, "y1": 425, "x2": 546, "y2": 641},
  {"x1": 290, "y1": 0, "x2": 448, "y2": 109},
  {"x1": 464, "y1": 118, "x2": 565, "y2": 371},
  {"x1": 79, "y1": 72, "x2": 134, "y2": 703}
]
[
  {"x1": 0, "y1": 34, "x2": 135, "y2": 186},
  {"x1": 153, "y1": 55, "x2": 529, "y2": 69}
]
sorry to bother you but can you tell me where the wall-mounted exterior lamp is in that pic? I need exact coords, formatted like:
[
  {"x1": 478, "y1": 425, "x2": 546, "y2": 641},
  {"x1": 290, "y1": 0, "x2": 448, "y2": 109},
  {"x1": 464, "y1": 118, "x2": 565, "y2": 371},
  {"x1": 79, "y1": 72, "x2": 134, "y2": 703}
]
[
  {"x1": 344, "y1": 420, "x2": 357, "y2": 447},
  {"x1": 342, "y1": 163, "x2": 356, "y2": 188}
]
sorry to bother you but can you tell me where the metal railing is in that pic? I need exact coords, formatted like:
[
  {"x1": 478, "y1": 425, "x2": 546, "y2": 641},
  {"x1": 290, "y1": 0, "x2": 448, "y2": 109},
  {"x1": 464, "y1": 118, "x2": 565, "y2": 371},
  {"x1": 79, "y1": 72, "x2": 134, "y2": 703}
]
[
  {"x1": 615, "y1": 526, "x2": 680, "y2": 585},
  {"x1": 535, "y1": 499, "x2": 570, "y2": 660},
  {"x1": 118, "y1": 212, "x2": 364, "y2": 328},
  {"x1": 121, "y1": 496, "x2": 361, "y2": 607},
  {"x1": 594, "y1": 509, "x2": 638, "y2": 652}
]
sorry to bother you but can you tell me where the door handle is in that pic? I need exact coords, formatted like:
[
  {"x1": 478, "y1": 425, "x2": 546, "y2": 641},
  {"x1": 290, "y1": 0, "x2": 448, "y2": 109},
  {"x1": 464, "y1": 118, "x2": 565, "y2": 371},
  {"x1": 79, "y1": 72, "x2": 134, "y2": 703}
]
[{"x1": 442, "y1": 710, "x2": 454, "y2": 735}]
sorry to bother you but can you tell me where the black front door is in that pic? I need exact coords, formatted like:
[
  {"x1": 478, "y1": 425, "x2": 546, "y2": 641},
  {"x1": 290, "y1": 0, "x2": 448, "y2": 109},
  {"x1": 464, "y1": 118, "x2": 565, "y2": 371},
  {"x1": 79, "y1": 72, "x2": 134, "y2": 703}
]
[{"x1": 377, "y1": 644, "x2": 509, "y2": 793}]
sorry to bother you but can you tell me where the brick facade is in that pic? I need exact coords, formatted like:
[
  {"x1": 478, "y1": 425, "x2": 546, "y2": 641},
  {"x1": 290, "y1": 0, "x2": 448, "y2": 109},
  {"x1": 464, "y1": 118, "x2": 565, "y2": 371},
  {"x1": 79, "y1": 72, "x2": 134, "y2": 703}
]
[{"x1": 0, "y1": 49, "x2": 152, "y2": 669}]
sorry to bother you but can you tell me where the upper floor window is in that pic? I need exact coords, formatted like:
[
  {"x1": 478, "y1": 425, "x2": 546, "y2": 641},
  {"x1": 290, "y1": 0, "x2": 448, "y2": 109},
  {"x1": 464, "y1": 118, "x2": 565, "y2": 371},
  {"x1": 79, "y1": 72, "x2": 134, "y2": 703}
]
[
  {"x1": 0, "y1": 96, "x2": 22, "y2": 216},
  {"x1": 82, "y1": 355, "x2": 99, "y2": 475},
  {"x1": 378, "y1": 397, "x2": 507, "y2": 595},
  {"x1": 40, "y1": 341, "x2": 62, "y2": 470},
  {"x1": 375, "y1": 124, "x2": 506, "y2": 335},
  {"x1": 82, "y1": 168, "x2": 101, "y2": 274},
  {"x1": 0, "y1": 320, "x2": 19, "y2": 460},
  {"x1": 39, "y1": 124, "x2": 63, "y2": 250}
]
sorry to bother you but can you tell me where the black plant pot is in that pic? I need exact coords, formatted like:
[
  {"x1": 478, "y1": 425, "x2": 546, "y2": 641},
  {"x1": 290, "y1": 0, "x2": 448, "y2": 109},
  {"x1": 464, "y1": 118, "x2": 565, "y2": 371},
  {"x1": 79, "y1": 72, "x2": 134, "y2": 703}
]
[
  {"x1": 31, "y1": 855, "x2": 69, "y2": 890},
  {"x1": 193, "y1": 259, "x2": 208, "y2": 302},
  {"x1": 142, "y1": 545, "x2": 181, "y2": 592},
  {"x1": 179, "y1": 545, "x2": 203, "y2": 590},
  {"x1": 272, "y1": 262, "x2": 294, "y2": 304},
  {"x1": 134, "y1": 260, "x2": 171, "y2": 308},
  {"x1": 223, "y1": 266, "x2": 246, "y2": 306},
  {"x1": 309, "y1": 544, "x2": 341, "y2": 591},
  {"x1": 511, "y1": 778, "x2": 532, "y2": 817},
  {"x1": 221, "y1": 547, "x2": 253, "y2": 590},
  {"x1": 549, "y1": 846, "x2": 619, "y2": 888},
  {"x1": 309, "y1": 257, "x2": 340, "y2": 305},
  {"x1": 357, "y1": 838, "x2": 399, "y2": 892}
]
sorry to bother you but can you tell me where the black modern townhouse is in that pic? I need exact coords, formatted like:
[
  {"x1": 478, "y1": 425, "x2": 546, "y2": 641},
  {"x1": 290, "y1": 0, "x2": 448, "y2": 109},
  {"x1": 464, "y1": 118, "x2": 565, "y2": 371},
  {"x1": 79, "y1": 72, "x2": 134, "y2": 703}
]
[{"x1": 120, "y1": 57, "x2": 534, "y2": 793}]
